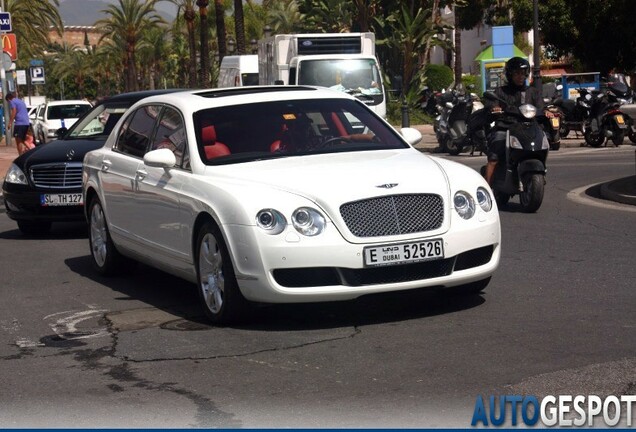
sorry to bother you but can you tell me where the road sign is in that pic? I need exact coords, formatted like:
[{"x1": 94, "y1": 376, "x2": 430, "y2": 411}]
[
  {"x1": 16, "y1": 69, "x2": 26, "y2": 85},
  {"x1": 2, "y1": 34, "x2": 17, "y2": 60},
  {"x1": 0, "y1": 12, "x2": 11, "y2": 32},
  {"x1": 30, "y1": 59, "x2": 44, "y2": 67},
  {"x1": 30, "y1": 66, "x2": 45, "y2": 84}
]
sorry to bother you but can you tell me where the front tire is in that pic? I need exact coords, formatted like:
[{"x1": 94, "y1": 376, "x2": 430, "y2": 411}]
[
  {"x1": 196, "y1": 221, "x2": 250, "y2": 325},
  {"x1": 89, "y1": 197, "x2": 128, "y2": 275},
  {"x1": 629, "y1": 129, "x2": 636, "y2": 144},
  {"x1": 519, "y1": 174, "x2": 545, "y2": 213},
  {"x1": 584, "y1": 129, "x2": 604, "y2": 147},
  {"x1": 494, "y1": 190, "x2": 510, "y2": 207}
]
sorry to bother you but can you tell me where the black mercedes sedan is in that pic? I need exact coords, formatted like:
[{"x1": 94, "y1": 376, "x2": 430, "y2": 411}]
[{"x1": 2, "y1": 89, "x2": 183, "y2": 235}]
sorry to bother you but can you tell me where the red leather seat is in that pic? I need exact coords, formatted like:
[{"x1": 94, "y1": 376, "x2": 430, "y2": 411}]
[{"x1": 202, "y1": 125, "x2": 230, "y2": 159}]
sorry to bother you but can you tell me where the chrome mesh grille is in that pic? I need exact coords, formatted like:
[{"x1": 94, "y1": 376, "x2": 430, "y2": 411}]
[
  {"x1": 340, "y1": 194, "x2": 444, "y2": 237},
  {"x1": 31, "y1": 162, "x2": 83, "y2": 189}
]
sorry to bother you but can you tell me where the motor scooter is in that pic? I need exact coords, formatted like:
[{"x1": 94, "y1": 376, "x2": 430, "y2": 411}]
[
  {"x1": 480, "y1": 91, "x2": 550, "y2": 213},
  {"x1": 584, "y1": 81, "x2": 629, "y2": 147}
]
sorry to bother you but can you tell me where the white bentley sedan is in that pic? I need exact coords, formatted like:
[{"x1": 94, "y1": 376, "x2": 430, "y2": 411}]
[{"x1": 83, "y1": 86, "x2": 500, "y2": 324}]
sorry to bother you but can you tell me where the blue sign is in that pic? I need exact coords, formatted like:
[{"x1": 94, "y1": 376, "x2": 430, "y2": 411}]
[
  {"x1": 0, "y1": 12, "x2": 11, "y2": 32},
  {"x1": 30, "y1": 59, "x2": 44, "y2": 67}
]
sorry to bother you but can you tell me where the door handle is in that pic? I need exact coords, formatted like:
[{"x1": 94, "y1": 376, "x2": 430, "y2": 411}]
[
  {"x1": 101, "y1": 160, "x2": 112, "y2": 172},
  {"x1": 135, "y1": 169, "x2": 148, "y2": 181}
]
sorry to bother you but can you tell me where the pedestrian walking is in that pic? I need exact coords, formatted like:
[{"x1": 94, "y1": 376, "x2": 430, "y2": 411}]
[{"x1": 6, "y1": 92, "x2": 32, "y2": 155}]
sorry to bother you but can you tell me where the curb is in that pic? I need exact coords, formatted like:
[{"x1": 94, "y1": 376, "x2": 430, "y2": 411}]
[{"x1": 599, "y1": 176, "x2": 636, "y2": 206}]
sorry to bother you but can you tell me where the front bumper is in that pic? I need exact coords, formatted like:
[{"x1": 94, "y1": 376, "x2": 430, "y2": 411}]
[
  {"x1": 2, "y1": 185, "x2": 85, "y2": 222},
  {"x1": 223, "y1": 209, "x2": 501, "y2": 303}
]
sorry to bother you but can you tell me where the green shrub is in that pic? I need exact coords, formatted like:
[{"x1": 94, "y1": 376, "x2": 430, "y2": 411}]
[{"x1": 424, "y1": 64, "x2": 454, "y2": 91}]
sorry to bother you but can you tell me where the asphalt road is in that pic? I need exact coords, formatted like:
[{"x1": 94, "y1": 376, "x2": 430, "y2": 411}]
[{"x1": 0, "y1": 145, "x2": 634, "y2": 428}]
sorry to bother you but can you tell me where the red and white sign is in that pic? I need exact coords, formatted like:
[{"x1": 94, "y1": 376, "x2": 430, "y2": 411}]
[{"x1": 2, "y1": 33, "x2": 17, "y2": 60}]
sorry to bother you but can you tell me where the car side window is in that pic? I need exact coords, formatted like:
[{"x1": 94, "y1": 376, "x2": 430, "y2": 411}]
[
  {"x1": 114, "y1": 105, "x2": 161, "y2": 158},
  {"x1": 150, "y1": 107, "x2": 188, "y2": 169}
]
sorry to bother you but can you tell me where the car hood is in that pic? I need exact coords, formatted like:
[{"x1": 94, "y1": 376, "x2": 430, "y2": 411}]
[
  {"x1": 20, "y1": 138, "x2": 106, "y2": 167},
  {"x1": 210, "y1": 149, "x2": 450, "y2": 204}
]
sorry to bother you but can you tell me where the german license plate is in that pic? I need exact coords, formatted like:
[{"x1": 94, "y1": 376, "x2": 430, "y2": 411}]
[
  {"x1": 364, "y1": 239, "x2": 444, "y2": 267},
  {"x1": 40, "y1": 193, "x2": 83, "y2": 207},
  {"x1": 615, "y1": 115, "x2": 625, "y2": 125}
]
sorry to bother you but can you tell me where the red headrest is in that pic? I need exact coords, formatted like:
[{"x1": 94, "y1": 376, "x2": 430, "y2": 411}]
[{"x1": 201, "y1": 125, "x2": 217, "y2": 146}]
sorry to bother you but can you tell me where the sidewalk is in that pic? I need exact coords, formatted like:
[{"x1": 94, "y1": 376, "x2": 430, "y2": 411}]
[{"x1": 0, "y1": 128, "x2": 634, "y2": 206}]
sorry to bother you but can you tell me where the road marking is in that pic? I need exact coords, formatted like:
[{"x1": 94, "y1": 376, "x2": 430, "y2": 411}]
[{"x1": 44, "y1": 308, "x2": 110, "y2": 340}]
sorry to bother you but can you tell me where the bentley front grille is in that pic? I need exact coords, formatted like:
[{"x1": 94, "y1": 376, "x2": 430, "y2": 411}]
[{"x1": 340, "y1": 194, "x2": 444, "y2": 237}]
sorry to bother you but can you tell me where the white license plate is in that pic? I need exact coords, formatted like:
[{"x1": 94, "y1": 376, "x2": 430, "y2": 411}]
[
  {"x1": 364, "y1": 239, "x2": 444, "y2": 267},
  {"x1": 40, "y1": 193, "x2": 84, "y2": 207}
]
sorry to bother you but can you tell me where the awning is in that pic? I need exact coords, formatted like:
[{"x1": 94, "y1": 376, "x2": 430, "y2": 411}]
[{"x1": 541, "y1": 68, "x2": 568, "y2": 77}]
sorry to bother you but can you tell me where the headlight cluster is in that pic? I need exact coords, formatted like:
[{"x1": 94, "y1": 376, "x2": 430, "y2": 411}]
[
  {"x1": 5, "y1": 164, "x2": 28, "y2": 185},
  {"x1": 256, "y1": 207, "x2": 326, "y2": 236},
  {"x1": 454, "y1": 187, "x2": 493, "y2": 219},
  {"x1": 519, "y1": 104, "x2": 537, "y2": 119}
]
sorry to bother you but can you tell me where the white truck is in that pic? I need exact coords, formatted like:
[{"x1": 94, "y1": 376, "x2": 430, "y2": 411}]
[{"x1": 258, "y1": 32, "x2": 386, "y2": 118}]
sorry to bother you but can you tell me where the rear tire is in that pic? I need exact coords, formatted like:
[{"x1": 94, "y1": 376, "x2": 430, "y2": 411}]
[
  {"x1": 446, "y1": 138, "x2": 462, "y2": 155},
  {"x1": 629, "y1": 129, "x2": 636, "y2": 144},
  {"x1": 196, "y1": 221, "x2": 250, "y2": 325},
  {"x1": 519, "y1": 174, "x2": 545, "y2": 213},
  {"x1": 611, "y1": 130, "x2": 624, "y2": 146},
  {"x1": 17, "y1": 220, "x2": 51, "y2": 235}
]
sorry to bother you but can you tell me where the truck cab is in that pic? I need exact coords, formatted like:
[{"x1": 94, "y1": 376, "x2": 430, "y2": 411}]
[{"x1": 258, "y1": 33, "x2": 386, "y2": 118}]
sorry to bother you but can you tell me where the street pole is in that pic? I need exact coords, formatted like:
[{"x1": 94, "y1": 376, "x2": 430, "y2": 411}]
[
  {"x1": 0, "y1": 0, "x2": 10, "y2": 146},
  {"x1": 532, "y1": 0, "x2": 542, "y2": 94}
]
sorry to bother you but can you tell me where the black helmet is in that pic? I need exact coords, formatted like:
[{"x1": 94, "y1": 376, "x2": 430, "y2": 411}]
[{"x1": 504, "y1": 56, "x2": 530, "y2": 87}]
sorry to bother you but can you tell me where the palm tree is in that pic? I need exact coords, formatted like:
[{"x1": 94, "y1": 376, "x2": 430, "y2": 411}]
[
  {"x1": 267, "y1": 0, "x2": 304, "y2": 34},
  {"x1": 170, "y1": 0, "x2": 199, "y2": 88},
  {"x1": 214, "y1": 0, "x2": 227, "y2": 60},
  {"x1": 305, "y1": 0, "x2": 353, "y2": 32},
  {"x1": 234, "y1": 0, "x2": 246, "y2": 54},
  {"x1": 95, "y1": 0, "x2": 165, "y2": 92},
  {"x1": 5, "y1": 0, "x2": 63, "y2": 65},
  {"x1": 197, "y1": 0, "x2": 211, "y2": 87},
  {"x1": 51, "y1": 43, "x2": 91, "y2": 99}
]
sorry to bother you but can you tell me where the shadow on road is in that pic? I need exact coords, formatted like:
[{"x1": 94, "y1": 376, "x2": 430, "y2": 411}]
[{"x1": 65, "y1": 255, "x2": 486, "y2": 332}]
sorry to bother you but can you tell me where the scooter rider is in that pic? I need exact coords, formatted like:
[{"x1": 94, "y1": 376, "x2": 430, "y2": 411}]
[{"x1": 484, "y1": 57, "x2": 552, "y2": 185}]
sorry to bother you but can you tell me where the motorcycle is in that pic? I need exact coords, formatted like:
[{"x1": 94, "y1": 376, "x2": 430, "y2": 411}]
[
  {"x1": 553, "y1": 87, "x2": 594, "y2": 139},
  {"x1": 540, "y1": 83, "x2": 563, "y2": 150},
  {"x1": 434, "y1": 85, "x2": 482, "y2": 155},
  {"x1": 584, "y1": 81, "x2": 629, "y2": 147},
  {"x1": 480, "y1": 91, "x2": 550, "y2": 213},
  {"x1": 604, "y1": 79, "x2": 636, "y2": 144}
]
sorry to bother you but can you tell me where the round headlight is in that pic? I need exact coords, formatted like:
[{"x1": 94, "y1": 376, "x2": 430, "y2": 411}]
[
  {"x1": 4, "y1": 164, "x2": 28, "y2": 185},
  {"x1": 476, "y1": 187, "x2": 492, "y2": 212},
  {"x1": 519, "y1": 104, "x2": 537, "y2": 119},
  {"x1": 454, "y1": 191, "x2": 475, "y2": 220},
  {"x1": 256, "y1": 209, "x2": 286, "y2": 235},
  {"x1": 292, "y1": 207, "x2": 326, "y2": 236}
]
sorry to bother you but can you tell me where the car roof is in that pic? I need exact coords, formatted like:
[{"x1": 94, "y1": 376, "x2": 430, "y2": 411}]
[
  {"x1": 45, "y1": 99, "x2": 92, "y2": 106},
  {"x1": 97, "y1": 88, "x2": 186, "y2": 105},
  {"x1": 133, "y1": 86, "x2": 354, "y2": 114}
]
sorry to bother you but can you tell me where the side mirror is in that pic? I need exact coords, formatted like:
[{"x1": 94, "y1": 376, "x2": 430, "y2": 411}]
[
  {"x1": 144, "y1": 148, "x2": 176, "y2": 168},
  {"x1": 56, "y1": 127, "x2": 68, "y2": 138},
  {"x1": 400, "y1": 127, "x2": 423, "y2": 146}
]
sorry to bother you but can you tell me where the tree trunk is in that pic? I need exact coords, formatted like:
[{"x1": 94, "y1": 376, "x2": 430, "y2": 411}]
[
  {"x1": 215, "y1": 0, "x2": 227, "y2": 60},
  {"x1": 184, "y1": 7, "x2": 198, "y2": 88},
  {"x1": 234, "y1": 0, "x2": 246, "y2": 54},
  {"x1": 454, "y1": 9, "x2": 462, "y2": 85},
  {"x1": 197, "y1": 0, "x2": 210, "y2": 87}
]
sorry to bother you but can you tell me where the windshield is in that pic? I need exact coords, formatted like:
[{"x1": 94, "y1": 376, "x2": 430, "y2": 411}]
[
  {"x1": 47, "y1": 104, "x2": 91, "y2": 120},
  {"x1": 67, "y1": 104, "x2": 129, "y2": 138},
  {"x1": 242, "y1": 73, "x2": 259, "y2": 86},
  {"x1": 194, "y1": 98, "x2": 407, "y2": 165},
  {"x1": 298, "y1": 59, "x2": 383, "y2": 98}
]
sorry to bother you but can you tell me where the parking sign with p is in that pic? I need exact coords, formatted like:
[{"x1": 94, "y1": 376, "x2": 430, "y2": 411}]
[{"x1": 30, "y1": 66, "x2": 45, "y2": 84}]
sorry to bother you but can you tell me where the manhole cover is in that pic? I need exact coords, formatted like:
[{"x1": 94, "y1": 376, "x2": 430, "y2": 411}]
[{"x1": 160, "y1": 319, "x2": 212, "y2": 331}]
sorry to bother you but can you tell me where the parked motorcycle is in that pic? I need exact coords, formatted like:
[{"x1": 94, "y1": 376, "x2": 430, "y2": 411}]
[
  {"x1": 480, "y1": 91, "x2": 550, "y2": 213},
  {"x1": 434, "y1": 85, "x2": 482, "y2": 155},
  {"x1": 540, "y1": 83, "x2": 563, "y2": 150},
  {"x1": 604, "y1": 79, "x2": 636, "y2": 144},
  {"x1": 584, "y1": 81, "x2": 629, "y2": 147},
  {"x1": 553, "y1": 87, "x2": 594, "y2": 139}
]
